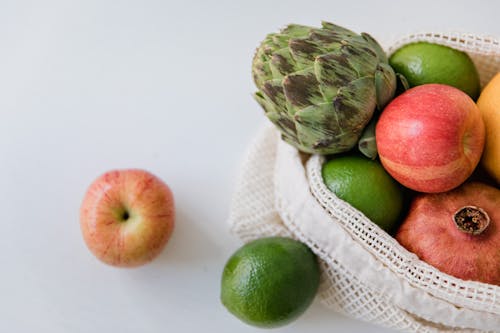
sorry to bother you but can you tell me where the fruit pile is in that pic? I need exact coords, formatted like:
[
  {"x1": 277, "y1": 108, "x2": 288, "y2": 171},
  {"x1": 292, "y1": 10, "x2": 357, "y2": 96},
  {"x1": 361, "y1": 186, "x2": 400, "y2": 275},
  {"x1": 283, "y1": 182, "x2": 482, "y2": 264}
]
[{"x1": 221, "y1": 21, "x2": 500, "y2": 329}]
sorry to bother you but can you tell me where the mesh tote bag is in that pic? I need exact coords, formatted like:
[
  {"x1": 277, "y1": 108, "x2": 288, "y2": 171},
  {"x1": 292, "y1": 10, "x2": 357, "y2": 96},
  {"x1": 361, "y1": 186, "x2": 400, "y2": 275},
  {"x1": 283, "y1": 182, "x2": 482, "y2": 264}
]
[{"x1": 228, "y1": 32, "x2": 500, "y2": 332}]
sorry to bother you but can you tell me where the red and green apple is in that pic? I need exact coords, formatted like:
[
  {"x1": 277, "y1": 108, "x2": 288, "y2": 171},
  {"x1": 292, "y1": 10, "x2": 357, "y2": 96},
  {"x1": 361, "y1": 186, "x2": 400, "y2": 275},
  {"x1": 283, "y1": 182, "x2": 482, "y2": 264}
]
[
  {"x1": 375, "y1": 84, "x2": 485, "y2": 193},
  {"x1": 80, "y1": 169, "x2": 175, "y2": 267}
]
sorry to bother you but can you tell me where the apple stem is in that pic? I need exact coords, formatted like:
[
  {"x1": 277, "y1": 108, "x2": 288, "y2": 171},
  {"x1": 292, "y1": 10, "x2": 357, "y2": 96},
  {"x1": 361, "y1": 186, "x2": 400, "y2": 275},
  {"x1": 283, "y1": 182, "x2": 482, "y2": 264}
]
[{"x1": 453, "y1": 206, "x2": 490, "y2": 235}]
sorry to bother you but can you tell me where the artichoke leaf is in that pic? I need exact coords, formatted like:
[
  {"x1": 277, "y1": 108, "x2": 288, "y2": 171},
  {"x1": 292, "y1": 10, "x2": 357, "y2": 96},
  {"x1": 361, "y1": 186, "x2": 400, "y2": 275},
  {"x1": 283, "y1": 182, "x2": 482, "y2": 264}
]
[
  {"x1": 343, "y1": 42, "x2": 379, "y2": 77},
  {"x1": 269, "y1": 48, "x2": 295, "y2": 79},
  {"x1": 269, "y1": 33, "x2": 290, "y2": 51},
  {"x1": 321, "y1": 21, "x2": 357, "y2": 36},
  {"x1": 289, "y1": 38, "x2": 324, "y2": 69},
  {"x1": 374, "y1": 62, "x2": 397, "y2": 110},
  {"x1": 361, "y1": 32, "x2": 388, "y2": 63},
  {"x1": 283, "y1": 67, "x2": 323, "y2": 108},
  {"x1": 396, "y1": 73, "x2": 410, "y2": 95},
  {"x1": 256, "y1": 86, "x2": 297, "y2": 142},
  {"x1": 310, "y1": 24, "x2": 362, "y2": 50},
  {"x1": 342, "y1": 34, "x2": 381, "y2": 56},
  {"x1": 333, "y1": 76, "x2": 377, "y2": 131},
  {"x1": 314, "y1": 51, "x2": 358, "y2": 101},
  {"x1": 261, "y1": 79, "x2": 287, "y2": 111},
  {"x1": 255, "y1": 90, "x2": 289, "y2": 124},
  {"x1": 252, "y1": 47, "x2": 275, "y2": 89},
  {"x1": 358, "y1": 116, "x2": 378, "y2": 159},
  {"x1": 266, "y1": 110, "x2": 298, "y2": 143},
  {"x1": 309, "y1": 28, "x2": 345, "y2": 46},
  {"x1": 294, "y1": 102, "x2": 342, "y2": 135},
  {"x1": 254, "y1": 91, "x2": 275, "y2": 115},
  {"x1": 281, "y1": 24, "x2": 313, "y2": 38},
  {"x1": 294, "y1": 103, "x2": 358, "y2": 154}
]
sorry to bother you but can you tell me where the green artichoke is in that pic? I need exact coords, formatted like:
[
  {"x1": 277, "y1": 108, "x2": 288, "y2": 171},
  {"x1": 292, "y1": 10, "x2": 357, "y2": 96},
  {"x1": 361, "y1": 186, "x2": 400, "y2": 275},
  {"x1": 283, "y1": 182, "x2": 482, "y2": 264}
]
[{"x1": 252, "y1": 21, "x2": 397, "y2": 155}]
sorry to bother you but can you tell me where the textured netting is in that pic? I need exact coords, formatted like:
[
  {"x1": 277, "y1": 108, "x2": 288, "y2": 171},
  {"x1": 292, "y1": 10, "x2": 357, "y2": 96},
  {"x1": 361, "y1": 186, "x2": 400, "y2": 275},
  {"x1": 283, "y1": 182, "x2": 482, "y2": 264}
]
[
  {"x1": 228, "y1": 32, "x2": 500, "y2": 332},
  {"x1": 308, "y1": 155, "x2": 499, "y2": 314}
]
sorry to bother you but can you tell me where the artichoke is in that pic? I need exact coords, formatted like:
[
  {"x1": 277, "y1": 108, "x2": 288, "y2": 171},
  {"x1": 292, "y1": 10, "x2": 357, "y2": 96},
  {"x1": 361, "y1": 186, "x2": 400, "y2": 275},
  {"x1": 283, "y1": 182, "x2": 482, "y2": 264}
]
[{"x1": 252, "y1": 21, "x2": 397, "y2": 155}]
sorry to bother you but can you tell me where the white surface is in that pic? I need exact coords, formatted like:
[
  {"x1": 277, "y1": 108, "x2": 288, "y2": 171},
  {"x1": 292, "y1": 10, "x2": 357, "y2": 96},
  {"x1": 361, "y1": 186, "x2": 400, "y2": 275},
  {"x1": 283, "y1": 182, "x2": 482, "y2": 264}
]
[{"x1": 0, "y1": 1, "x2": 499, "y2": 332}]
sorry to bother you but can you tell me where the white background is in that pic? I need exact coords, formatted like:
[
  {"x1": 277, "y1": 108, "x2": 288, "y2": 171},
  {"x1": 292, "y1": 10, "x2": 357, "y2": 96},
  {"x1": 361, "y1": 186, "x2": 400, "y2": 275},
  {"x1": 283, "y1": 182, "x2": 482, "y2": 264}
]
[{"x1": 1, "y1": 1, "x2": 499, "y2": 332}]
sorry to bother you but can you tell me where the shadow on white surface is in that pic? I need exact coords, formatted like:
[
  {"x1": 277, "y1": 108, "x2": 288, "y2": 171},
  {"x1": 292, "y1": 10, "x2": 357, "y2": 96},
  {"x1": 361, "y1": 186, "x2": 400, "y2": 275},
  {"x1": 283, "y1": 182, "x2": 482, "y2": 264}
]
[{"x1": 150, "y1": 207, "x2": 224, "y2": 268}]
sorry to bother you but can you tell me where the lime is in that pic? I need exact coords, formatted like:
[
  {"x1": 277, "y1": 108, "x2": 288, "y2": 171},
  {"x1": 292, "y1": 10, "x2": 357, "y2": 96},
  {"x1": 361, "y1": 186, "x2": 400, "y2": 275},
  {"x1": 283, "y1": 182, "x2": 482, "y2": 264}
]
[
  {"x1": 220, "y1": 237, "x2": 320, "y2": 328},
  {"x1": 322, "y1": 155, "x2": 404, "y2": 232},
  {"x1": 389, "y1": 42, "x2": 480, "y2": 99}
]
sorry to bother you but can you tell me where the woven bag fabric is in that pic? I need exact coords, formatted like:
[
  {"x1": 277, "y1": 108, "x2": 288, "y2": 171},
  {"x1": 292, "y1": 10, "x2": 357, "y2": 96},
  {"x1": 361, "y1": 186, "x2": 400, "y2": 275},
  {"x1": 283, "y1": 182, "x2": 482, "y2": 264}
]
[{"x1": 228, "y1": 32, "x2": 500, "y2": 332}]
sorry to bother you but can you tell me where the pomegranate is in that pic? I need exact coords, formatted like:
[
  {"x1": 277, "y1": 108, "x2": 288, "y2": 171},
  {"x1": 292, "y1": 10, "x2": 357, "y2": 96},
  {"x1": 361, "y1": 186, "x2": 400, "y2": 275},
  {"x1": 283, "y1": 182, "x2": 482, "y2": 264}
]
[{"x1": 396, "y1": 182, "x2": 500, "y2": 285}]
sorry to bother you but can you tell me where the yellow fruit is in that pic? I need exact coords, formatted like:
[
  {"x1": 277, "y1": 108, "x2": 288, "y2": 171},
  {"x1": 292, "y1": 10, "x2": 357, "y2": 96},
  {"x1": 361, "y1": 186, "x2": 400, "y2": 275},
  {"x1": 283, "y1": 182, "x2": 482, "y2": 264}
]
[{"x1": 477, "y1": 73, "x2": 500, "y2": 184}]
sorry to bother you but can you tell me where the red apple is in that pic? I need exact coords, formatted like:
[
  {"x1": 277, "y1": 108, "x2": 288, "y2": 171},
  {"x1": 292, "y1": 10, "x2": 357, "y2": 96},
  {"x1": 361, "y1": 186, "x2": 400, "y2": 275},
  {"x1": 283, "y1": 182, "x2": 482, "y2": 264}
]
[
  {"x1": 80, "y1": 169, "x2": 175, "y2": 267},
  {"x1": 375, "y1": 84, "x2": 485, "y2": 193}
]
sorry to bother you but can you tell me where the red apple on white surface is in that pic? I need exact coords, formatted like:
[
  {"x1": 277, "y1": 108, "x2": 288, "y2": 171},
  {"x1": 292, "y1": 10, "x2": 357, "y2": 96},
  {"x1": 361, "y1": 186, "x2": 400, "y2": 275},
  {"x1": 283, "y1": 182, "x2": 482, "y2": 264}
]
[
  {"x1": 375, "y1": 84, "x2": 485, "y2": 193},
  {"x1": 80, "y1": 169, "x2": 175, "y2": 267}
]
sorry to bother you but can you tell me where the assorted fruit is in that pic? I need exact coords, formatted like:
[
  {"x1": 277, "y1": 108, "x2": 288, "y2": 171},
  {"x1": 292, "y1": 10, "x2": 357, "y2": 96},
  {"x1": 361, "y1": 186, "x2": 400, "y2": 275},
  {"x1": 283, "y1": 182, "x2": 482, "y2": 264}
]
[
  {"x1": 76, "y1": 20, "x2": 499, "y2": 330},
  {"x1": 219, "y1": 21, "x2": 500, "y2": 328}
]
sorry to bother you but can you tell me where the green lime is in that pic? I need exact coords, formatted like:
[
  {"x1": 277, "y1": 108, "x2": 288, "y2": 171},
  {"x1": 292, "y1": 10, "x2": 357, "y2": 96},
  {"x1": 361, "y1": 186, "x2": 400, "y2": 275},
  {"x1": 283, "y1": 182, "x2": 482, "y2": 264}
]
[
  {"x1": 322, "y1": 155, "x2": 404, "y2": 232},
  {"x1": 220, "y1": 237, "x2": 320, "y2": 328},
  {"x1": 389, "y1": 42, "x2": 480, "y2": 99}
]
